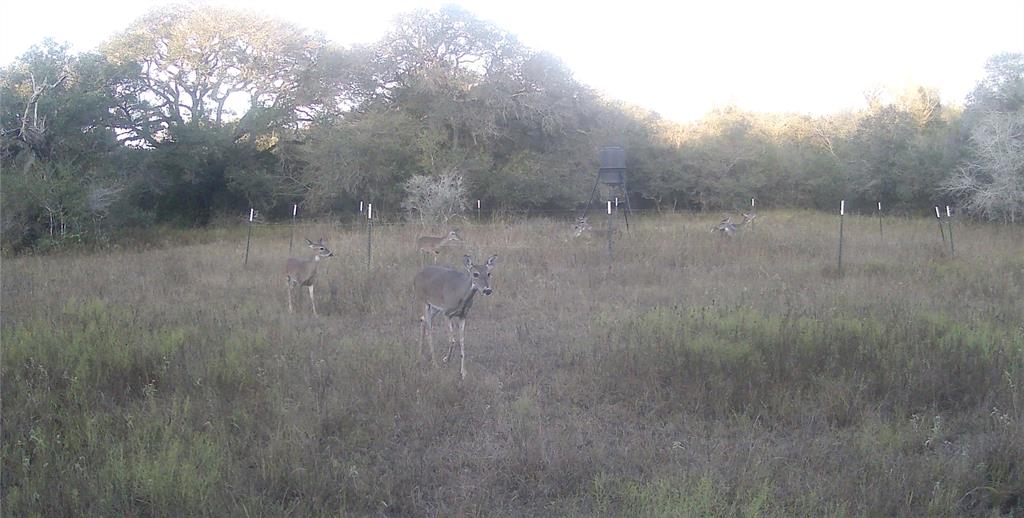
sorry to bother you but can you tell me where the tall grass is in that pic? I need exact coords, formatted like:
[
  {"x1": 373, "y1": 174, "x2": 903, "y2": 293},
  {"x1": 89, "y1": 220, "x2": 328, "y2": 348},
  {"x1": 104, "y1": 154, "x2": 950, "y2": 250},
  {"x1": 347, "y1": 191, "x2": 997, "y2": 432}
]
[{"x1": 3, "y1": 211, "x2": 1022, "y2": 516}]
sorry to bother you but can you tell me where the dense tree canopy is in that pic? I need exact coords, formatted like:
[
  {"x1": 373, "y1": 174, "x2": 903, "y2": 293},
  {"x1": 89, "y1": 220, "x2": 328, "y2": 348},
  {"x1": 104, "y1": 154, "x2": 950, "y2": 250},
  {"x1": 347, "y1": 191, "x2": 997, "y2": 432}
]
[
  {"x1": 1, "y1": 5, "x2": 1020, "y2": 251},
  {"x1": 100, "y1": 5, "x2": 331, "y2": 144},
  {"x1": 945, "y1": 53, "x2": 1024, "y2": 222}
]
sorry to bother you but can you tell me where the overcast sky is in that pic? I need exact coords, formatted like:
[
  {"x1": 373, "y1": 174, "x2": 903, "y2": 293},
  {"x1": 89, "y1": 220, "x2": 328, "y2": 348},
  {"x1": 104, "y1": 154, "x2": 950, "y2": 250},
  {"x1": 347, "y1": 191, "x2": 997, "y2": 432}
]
[{"x1": 2, "y1": 0, "x2": 1022, "y2": 122}]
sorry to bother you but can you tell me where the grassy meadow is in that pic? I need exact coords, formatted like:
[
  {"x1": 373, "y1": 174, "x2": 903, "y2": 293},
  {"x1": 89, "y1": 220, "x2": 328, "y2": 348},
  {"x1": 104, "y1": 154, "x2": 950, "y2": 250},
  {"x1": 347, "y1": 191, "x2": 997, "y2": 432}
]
[{"x1": 2, "y1": 211, "x2": 1023, "y2": 516}]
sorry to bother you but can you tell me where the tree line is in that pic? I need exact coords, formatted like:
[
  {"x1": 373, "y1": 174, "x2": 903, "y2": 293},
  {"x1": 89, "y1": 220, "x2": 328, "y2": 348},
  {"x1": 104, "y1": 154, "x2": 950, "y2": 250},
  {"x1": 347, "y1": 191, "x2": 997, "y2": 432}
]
[{"x1": 2, "y1": 5, "x2": 1022, "y2": 252}]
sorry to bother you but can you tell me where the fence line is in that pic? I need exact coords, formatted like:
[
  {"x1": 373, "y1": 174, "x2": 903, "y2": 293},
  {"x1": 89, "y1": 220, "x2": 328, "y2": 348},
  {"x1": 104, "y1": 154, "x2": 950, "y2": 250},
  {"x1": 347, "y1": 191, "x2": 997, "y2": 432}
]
[
  {"x1": 242, "y1": 208, "x2": 975, "y2": 269},
  {"x1": 245, "y1": 212, "x2": 954, "y2": 235},
  {"x1": 241, "y1": 208, "x2": 752, "y2": 231},
  {"x1": 245, "y1": 205, "x2": 944, "y2": 228}
]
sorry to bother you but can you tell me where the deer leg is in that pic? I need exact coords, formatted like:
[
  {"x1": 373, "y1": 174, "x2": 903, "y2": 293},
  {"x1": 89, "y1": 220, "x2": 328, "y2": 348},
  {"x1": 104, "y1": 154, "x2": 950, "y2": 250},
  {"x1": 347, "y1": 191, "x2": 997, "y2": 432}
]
[
  {"x1": 419, "y1": 304, "x2": 425, "y2": 360},
  {"x1": 308, "y1": 285, "x2": 317, "y2": 317},
  {"x1": 458, "y1": 318, "x2": 467, "y2": 380},
  {"x1": 442, "y1": 318, "x2": 456, "y2": 363},
  {"x1": 421, "y1": 303, "x2": 434, "y2": 365},
  {"x1": 428, "y1": 305, "x2": 439, "y2": 365},
  {"x1": 287, "y1": 282, "x2": 294, "y2": 314}
]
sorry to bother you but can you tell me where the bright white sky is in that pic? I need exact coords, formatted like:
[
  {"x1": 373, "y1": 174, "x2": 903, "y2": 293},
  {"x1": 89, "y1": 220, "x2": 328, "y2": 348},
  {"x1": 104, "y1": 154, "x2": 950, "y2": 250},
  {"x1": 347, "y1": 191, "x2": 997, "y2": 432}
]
[{"x1": 2, "y1": 0, "x2": 1022, "y2": 122}]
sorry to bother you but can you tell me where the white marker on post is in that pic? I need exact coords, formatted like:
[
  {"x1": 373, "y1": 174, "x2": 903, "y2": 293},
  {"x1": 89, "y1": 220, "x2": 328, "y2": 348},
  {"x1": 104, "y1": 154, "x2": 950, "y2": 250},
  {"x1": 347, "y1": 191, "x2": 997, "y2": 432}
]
[
  {"x1": 368, "y1": 203, "x2": 373, "y2": 220},
  {"x1": 878, "y1": 201, "x2": 881, "y2": 211},
  {"x1": 946, "y1": 206, "x2": 951, "y2": 217},
  {"x1": 935, "y1": 206, "x2": 941, "y2": 218},
  {"x1": 359, "y1": 201, "x2": 364, "y2": 213},
  {"x1": 292, "y1": 204, "x2": 297, "y2": 217},
  {"x1": 840, "y1": 200, "x2": 845, "y2": 216},
  {"x1": 477, "y1": 199, "x2": 481, "y2": 209},
  {"x1": 249, "y1": 208, "x2": 254, "y2": 222},
  {"x1": 751, "y1": 198, "x2": 755, "y2": 207},
  {"x1": 607, "y1": 201, "x2": 612, "y2": 215}
]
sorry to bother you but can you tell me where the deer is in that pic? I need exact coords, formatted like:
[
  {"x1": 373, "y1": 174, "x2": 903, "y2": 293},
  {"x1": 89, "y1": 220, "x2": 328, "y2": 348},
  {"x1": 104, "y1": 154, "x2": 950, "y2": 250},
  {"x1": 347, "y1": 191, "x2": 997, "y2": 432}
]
[
  {"x1": 413, "y1": 254, "x2": 499, "y2": 379},
  {"x1": 712, "y1": 212, "x2": 756, "y2": 238},
  {"x1": 416, "y1": 229, "x2": 461, "y2": 262},
  {"x1": 285, "y1": 238, "x2": 334, "y2": 316}
]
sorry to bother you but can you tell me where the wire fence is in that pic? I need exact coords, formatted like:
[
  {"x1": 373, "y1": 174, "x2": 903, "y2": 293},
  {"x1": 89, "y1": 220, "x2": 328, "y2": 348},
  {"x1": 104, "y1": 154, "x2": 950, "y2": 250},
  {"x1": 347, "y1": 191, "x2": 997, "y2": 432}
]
[
  {"x1": 242, "y1": 201, "x2": 947, "y2": 230},
  {"x1": 236, "y1": 204, "x2": 972, "y2": 270},
  {"x1": 237, "y1": 207, "x2": 684, "y2": 266},
  {"x1": 246, "y1": 207, "x2": 667, "y2": 227}
]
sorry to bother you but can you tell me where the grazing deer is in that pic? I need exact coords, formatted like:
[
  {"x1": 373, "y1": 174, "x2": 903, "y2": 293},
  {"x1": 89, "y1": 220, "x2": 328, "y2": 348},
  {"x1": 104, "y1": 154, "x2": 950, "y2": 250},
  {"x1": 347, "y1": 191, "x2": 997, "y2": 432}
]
[
  {"x1": 712, "y1": 212, "x2": 756, "y2": 238},
  {"x1": 416, "y1": 229, "x2": 461, "y2": 262},
  {"x1": 285, "y1": 238, "x2": 334, "y2": 316},
  {"x1": 413, "y1": 254, "x2": 499, "y2": 379}
]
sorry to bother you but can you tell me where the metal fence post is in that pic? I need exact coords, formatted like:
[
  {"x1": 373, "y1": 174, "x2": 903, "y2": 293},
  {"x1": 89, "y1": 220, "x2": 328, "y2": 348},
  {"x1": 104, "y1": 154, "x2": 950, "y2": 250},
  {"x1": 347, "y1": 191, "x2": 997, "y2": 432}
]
[
  {"x1": 606, "y1": 201, "x2": 613, "y2": 272},
  {"x1": 367, "y1": 203, "x2": 373, "y2": 270},
  {"x1": 288, "y1": 203, "x2": 297, "y2": 254},
  {"x1": 244, "y1": 208, "x2": 254, "y2": 267},
  {"x1": 946, "y1": 206, "x2": 955, "y2": 258},
  {"x1": 877, "y1": 201, "x2": 883, "y2": 240},
  {"x1": 837, "y1": 200, "x2": 845, "y2": 275}
]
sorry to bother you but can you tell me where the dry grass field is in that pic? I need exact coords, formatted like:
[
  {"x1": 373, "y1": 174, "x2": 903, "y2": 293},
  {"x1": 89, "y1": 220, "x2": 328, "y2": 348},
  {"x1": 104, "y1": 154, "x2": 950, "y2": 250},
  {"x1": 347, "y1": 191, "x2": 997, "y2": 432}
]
[{"x1": 3, "y1": 211, "x2": 1023, "y2": 516}]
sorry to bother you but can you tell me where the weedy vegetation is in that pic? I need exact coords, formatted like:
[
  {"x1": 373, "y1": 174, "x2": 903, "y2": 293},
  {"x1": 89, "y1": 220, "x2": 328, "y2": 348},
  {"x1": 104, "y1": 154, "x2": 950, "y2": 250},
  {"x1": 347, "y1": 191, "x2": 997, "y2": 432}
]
[{"x1": 3, "y1": 212, "x2": 1022, "y2": 516}]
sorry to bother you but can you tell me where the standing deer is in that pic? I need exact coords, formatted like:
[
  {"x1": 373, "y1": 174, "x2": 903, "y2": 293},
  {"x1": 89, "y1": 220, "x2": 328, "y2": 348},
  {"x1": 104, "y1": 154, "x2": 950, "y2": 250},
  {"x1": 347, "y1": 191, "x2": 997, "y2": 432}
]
[
  {"x1": 416, "y1": 229, "x2": 461, "y2": 262},
  {"x1": 285, "y1": 238, "x2": 334, "y2": 316},
  {"x1": 413, "y1": 254, "x2": 499, "y2": 379},
  {"x1": 712, "y1": 212, "x2": 756, "y2": 238}
]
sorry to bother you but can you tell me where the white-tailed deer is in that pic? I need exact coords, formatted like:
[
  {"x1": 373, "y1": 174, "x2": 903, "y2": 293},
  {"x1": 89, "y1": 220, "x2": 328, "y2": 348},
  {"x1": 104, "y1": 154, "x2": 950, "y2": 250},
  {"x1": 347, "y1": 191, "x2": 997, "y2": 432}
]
[
  {"x1": 712, "y1": 212, "x2": 756, "y2": 238},
  {"x1": 413, "y1": 254, "x2": 498, "y2": 379},
  {"x1": 416, "y1": 229, "x2": 461, "y2": 262},
  {"x1": 285, "y1": 238, "x2": 334, "y2": 316}
]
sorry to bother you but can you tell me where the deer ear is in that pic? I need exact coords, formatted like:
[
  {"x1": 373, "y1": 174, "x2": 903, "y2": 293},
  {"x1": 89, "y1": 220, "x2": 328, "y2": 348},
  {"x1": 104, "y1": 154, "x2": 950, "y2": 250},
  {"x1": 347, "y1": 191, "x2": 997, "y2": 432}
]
[
  {"x1": 486, "y1": 255, "x2": 498, "y2": 268},
  {"x1": 463, "y1": 255, "x2": 473, "y2": 270}
]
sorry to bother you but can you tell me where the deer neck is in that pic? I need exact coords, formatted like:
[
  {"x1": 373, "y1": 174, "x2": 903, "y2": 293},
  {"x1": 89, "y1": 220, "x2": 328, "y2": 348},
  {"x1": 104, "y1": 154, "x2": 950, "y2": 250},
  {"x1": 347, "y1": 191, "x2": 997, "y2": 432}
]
[
  {"x1": 304, "y1": 255, "x2": 324, "y2": 280},
  {"x1": 446, "y1": 284, "x2": 478, "y2": 319}
]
